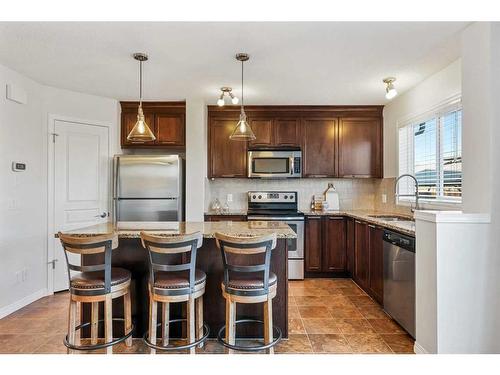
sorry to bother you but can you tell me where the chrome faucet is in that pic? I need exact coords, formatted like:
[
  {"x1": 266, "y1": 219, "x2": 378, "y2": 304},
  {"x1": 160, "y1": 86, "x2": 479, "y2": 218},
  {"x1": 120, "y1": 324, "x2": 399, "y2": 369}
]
[{"x1": 394, "y1": 174, "x2": 420, "y2": 212}]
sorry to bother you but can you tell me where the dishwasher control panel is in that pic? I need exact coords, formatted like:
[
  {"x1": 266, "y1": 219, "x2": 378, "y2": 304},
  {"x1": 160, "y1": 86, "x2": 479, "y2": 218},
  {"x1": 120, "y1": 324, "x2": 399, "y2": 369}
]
[{"x1": 383, "y1": 230, "x2": 415, "y2": 252}]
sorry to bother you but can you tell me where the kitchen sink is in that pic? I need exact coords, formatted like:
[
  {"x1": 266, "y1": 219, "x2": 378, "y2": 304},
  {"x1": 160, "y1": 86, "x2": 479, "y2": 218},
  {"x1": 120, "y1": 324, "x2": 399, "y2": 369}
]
[{"x1": 368, "y1": 214, "x2": 414, "y2": 222}]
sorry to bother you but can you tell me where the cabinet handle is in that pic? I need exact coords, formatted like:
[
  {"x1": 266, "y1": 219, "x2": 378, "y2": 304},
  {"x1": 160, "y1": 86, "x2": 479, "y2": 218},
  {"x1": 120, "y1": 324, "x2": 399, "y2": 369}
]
[
  {"x1": 368, "y1": 224, "x2": 376, "y2": 228},
  {"x1": 355, "y1": 220, "x2": 362, "y2": 224},
  {"x1": 328, "y1": 217, "x2": 342, "y2": 220},
  {"x1": 307, "y1": 216, "x2": 321, "y2": 219},
  {"x1": 308, "y1": 174, "x2": 329, "y2": 178},
  {"x1": 220, "y1": 174, "x2": 236, "y2": 177}
]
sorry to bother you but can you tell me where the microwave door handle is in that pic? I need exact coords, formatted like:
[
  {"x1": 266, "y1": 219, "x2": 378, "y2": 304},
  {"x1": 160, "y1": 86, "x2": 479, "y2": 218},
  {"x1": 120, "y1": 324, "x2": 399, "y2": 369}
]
[{"x1": 290, "y1": 157, "x2": 294, "y2": 175}]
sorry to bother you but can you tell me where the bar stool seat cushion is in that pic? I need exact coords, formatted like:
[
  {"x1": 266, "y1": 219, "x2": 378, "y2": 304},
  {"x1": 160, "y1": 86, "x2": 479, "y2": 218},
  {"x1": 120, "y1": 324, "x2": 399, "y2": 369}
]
[
  {"x1": 153, "y1": 269, "x2": 206, "y2": 289},
  {"x1": 70, "y1": 267, "x2": 131, "y2": 289},
  {"x1": 223, "y1": 272, "x2": 277, "y2": 290}
]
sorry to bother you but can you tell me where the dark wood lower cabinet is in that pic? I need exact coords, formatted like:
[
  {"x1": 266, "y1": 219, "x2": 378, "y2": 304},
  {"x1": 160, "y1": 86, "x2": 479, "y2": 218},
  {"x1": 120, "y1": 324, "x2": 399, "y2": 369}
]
[
  {"x1": 305, "y1": 216, "x2": 322, "y2": 272},
  {"x1": 368, "y1": 224, "x2": 384, "y2": 304},
  {"x1": 346, "y1": 218, "x2": 355, "y2": 276},
  {"x1": 354, "y1": 220, "x2": 370, "y2": 289},
  {"x1": 305, "y1": 215, "x2": 347, "y2": 275}
]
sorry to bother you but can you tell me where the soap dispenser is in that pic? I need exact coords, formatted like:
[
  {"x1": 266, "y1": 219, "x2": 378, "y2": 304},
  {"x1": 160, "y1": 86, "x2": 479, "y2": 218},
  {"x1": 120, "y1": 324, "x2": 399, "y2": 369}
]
[{"x1": 323, "y1": 183, "x2": 340, "y2": 211}]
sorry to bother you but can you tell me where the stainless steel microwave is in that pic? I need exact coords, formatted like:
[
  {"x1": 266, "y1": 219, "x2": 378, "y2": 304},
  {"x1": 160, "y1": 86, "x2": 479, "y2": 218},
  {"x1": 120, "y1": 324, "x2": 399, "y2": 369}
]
[{"x1": 247, "y1": 150, "x2": 302, "y2": 178}]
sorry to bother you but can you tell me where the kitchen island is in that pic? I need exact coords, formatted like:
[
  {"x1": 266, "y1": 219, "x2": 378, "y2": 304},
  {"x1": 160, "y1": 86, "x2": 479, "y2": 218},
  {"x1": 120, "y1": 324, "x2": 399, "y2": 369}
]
[{"x1": 59, "y1": 221, "x2": 295, "y2": 339}]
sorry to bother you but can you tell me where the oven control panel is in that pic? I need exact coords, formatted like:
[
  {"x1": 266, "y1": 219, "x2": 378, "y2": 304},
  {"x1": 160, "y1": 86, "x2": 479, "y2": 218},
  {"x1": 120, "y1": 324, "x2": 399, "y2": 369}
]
[{"x1": 248, "y1": 191, "x2": 297, "y2": 203}]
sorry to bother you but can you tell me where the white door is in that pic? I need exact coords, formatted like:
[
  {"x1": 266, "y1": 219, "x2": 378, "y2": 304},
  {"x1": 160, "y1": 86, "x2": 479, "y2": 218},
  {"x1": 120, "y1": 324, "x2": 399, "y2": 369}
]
[{"x1": 52, "y1": 120, "x2": 109, "y2": 292}]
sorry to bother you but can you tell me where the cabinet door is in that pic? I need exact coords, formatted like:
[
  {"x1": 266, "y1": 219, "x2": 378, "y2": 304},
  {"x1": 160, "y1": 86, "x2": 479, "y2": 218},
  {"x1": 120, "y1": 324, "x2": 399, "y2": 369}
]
[
  {"x1": 155, "y1": 114, "x2": 185, "y2": 146},
  {"x1": 305, "y1": 216, "x2": 322, "y2": 272},
  {"x1": 209, "y1": 119, "x2": 247, "y2": 178},
  {"x1": 354, "y1": 220, "x2": 370, "y2": 289},
  {"x1": 249, "y1": 119, "x2": 273, "y2": 147},
  {"x1": 368, "y1": 225, "x2": 384, "y2": 304},
  {"x1": 323, "y1": 217, "x2": 346, "y2": 272},
  {"x1": 121, "y1": 112, "x2": 155, "y2": 146},
  {"x1": 338, "y1": 117, "x2": 382, "y2": 178},
  {"x1": 303, "y1": 118, "x2": 337, "y2": 177},
  {"x1": 274, "y1": 119, "x2": 300, "y2": 147},
  {"x1": 346, "y1": 218, "x2": 355, "y2": 276}
]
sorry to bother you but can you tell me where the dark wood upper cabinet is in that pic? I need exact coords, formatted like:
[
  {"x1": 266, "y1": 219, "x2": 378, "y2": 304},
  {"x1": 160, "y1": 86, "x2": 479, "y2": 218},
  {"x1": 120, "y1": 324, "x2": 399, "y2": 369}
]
[
  {"x1": 324, "y1": 217, "x2": 347, "y2": 272},
  {"x1": 368, "y1": 225, "x2": 384, "y2": 304},
  {"x1": 155, "y1": 113, "x2": 185, "y2": 146},
  {"x1": 208, "y1": 119, "x2": 247, "y2": 178},
  {"x1": 305, "y1": 216, "x2": 322, "y2": 272},
  {"x1": 338, "y1": 117, "x2": 382, "y2": 178},
  {"x1": 249, "y1": 119, "x2": 274, "y2": 147},
  {"x1": 354, "y1": 220, "x2": 370, "y2": 289},
  {"x1": 207, "y1": 105, "x2": 383, "y2": 179},
  {"x1": 303, "y1": 118, "x2": 337, "y2": 177},
  {"x1": 274, "y1": 119, "x2": 300, "y2": 147},
  {"x1": 120, "y1": 101, "x2": 185, "y2": 149}
]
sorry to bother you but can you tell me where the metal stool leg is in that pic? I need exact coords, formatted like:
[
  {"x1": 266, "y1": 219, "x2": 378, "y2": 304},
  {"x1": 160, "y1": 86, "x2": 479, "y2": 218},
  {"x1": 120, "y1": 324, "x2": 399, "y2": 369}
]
[
  {"x1": 104, "y1": 295, "x2": 113, "y2": 354},
  {"x1": 225, "y1": 299, "x2": 236, "y2": 354}
]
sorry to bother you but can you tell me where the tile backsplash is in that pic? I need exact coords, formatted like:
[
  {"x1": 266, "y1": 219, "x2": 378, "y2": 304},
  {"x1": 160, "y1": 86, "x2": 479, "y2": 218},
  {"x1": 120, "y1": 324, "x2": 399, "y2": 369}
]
[{"x1": 205, "y1": 178, "x2": 377, "y2": 212}]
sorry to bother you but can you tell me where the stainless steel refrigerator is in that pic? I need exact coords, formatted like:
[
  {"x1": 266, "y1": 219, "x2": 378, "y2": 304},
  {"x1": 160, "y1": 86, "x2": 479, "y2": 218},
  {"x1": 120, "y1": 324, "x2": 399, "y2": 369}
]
[{"x1": 113, "y1": 155, "x2": 183, "y2": 222}]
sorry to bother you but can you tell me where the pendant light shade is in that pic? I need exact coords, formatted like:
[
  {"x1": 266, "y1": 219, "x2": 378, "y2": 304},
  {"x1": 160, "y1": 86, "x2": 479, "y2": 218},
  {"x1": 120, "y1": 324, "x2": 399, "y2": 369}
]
[
  {"x1": 127, "y1": 53, "x2": 156, "y2": 142},
  {"x1": 229, "y1": 53, "x2": 256, "y2": 141}
]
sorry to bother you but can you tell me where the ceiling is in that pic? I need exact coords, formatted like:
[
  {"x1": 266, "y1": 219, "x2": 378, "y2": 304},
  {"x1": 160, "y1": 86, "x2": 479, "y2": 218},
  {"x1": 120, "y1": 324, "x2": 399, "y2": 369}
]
[{"x1": 0, "y1": 22, "x2": 468, "y2": 105}]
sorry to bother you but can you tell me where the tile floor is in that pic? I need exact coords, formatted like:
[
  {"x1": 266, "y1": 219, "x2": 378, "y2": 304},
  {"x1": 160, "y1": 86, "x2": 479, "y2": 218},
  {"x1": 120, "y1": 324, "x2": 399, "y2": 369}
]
[{"x1": 0, "y1": 278, "x2": 414, "y2": 354}]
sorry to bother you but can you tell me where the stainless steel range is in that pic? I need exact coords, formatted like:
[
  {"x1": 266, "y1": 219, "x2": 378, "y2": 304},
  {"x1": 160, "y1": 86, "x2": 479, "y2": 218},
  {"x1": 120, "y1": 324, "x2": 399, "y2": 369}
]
[{"x1": 246, "y1": 191, "x2": 304, "y2": 280}]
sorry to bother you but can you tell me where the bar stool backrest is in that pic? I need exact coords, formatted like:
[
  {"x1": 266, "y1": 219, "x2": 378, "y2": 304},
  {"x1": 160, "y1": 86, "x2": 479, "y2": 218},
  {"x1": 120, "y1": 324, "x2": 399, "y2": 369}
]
[
  {"x1": 58, "y1": 232, "x2": 116, "y2": 294},
  {"x1": 215, "y1": 232, "x2": 277, "y2": 296},
  {"x1": 140, "y1": 231, "x2": 203, "y2": 295}
]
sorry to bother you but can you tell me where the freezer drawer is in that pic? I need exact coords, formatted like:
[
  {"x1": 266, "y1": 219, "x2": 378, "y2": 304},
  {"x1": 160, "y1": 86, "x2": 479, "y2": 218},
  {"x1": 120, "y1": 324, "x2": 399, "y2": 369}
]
[{"x1": 116, "y1": 198, "x2": 180, "y2": 221}]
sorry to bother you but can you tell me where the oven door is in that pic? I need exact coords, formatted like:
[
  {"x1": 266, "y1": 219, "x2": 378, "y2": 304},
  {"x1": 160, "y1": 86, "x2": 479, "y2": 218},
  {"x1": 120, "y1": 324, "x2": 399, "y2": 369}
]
[{"x1": 247, "y1": 216, "x2": 304, "y2": 259}]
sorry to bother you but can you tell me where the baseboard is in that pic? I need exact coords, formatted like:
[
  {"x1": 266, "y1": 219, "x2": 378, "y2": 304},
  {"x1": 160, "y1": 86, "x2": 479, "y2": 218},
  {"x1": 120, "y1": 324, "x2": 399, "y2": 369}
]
[
  {"x1": 413, "y1": 341, "x2": 429, "y2": 354},
  {"x1": 0, "y1": 288, "x2": 48, "y2": 319}
]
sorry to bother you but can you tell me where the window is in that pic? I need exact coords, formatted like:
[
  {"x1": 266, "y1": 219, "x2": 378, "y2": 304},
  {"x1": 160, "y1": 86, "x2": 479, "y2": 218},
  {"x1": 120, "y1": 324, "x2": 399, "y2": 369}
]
[{"x1": 398, "y1": 100, "x2": 462, "y2": 205}]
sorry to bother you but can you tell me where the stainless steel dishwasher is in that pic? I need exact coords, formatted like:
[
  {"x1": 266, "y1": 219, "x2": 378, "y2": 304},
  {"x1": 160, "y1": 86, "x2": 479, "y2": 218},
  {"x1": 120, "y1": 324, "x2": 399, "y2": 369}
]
[{"x1": 383, "y1": 229, "x2": 416, "y2": 338}]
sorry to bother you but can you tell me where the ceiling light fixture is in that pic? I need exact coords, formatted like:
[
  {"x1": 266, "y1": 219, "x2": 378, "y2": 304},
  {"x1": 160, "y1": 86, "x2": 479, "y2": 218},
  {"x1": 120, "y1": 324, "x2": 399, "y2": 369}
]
[
  {"x1": 383, "y1": 77, "x2": 398, "y2": 100},
  {"x1": 217, "y1": 87, "x2": 239, "y2": 107},
  {"x1": 127, "y1": 53, "x2": 156, "y2": 143},
  {"x1": 229, "y1": 53, "x2": 256, "y2": 141}
]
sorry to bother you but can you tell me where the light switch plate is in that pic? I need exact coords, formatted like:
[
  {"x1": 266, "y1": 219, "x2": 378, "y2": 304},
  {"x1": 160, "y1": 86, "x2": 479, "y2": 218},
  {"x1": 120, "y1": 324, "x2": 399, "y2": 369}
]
[
  {"x1": 227, "y1": 193, "x2": 233, "y2": 202},
  {"x1": 382, "y1": 194, "x2": 387, "y2": 203}
]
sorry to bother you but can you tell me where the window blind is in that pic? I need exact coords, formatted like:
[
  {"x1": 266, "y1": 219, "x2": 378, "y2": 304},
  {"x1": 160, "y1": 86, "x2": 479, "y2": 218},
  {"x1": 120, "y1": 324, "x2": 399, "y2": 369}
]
[{"x1": 397, "y1": 101, "x2": 462, "y2": 204}]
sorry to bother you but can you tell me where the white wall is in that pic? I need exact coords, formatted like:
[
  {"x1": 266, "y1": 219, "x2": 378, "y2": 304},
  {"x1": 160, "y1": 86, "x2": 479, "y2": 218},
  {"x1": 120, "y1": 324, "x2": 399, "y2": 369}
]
[
  {"x1": 0, "y1": 63, "x2": 119, "y2": 317},
  {"x1": 383, "y1": 59, "x2": 462, "y2": 178}
]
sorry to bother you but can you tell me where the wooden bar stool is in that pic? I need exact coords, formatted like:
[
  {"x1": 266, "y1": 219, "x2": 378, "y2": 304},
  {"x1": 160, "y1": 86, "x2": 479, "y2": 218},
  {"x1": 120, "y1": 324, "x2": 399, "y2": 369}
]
[
  {"x1": 58, "y1": 232, "x2": 133, "y2": 354},
  {"x1": 214, "y1": 232, "x2": 282, "y2": 354},
  {"x1": 140, "y1": 231, "x2": 209, "y2": 354}
]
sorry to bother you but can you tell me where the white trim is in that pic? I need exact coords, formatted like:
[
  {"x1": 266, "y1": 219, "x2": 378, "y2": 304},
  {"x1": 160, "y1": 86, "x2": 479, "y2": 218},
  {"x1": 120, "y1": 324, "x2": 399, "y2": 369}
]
[
  {"x1": 46, "y1": 114, "x2": 112, "y2": 294},
  {"x1": 0, "y1": 289, "x2": 48, "y2": 319},
  {"x1": 414, "y1": 210, "x2": 491, "y2": 223},
  {"x1": 396, "y1": 93, "x2": 462, "y2": 129},
  {"x1": 413, "y1": 341, "x2": 429, "y2": 354}
]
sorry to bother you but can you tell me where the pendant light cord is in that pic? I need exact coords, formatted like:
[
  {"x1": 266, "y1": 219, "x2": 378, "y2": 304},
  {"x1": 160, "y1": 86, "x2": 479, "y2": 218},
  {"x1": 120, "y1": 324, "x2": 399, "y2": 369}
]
[
  {"x1": 241, "y1": 60, "x2": 245, "y2": 114},
  {"x1": 139, "y1": 60, "x2": 143, "y2": 107}
]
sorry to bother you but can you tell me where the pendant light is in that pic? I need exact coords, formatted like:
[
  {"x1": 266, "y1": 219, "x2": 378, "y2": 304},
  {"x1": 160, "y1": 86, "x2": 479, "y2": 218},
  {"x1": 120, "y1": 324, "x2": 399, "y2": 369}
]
[
  {"x1": 127, "y1": 53, "x2": 156, "y2": 142},
  {"x1": 229, "y1": 53, "x2": 256, "y2": 141}
]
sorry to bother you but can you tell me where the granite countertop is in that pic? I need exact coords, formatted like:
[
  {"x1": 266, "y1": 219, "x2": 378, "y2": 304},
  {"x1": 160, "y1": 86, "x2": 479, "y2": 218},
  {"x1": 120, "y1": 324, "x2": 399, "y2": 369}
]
[
  {"x1": 202, "y1": 208, "x2": 415, "y2": 236},
  {"x1": 58, "y1": 221, "x2": 297, "y2": 239}
]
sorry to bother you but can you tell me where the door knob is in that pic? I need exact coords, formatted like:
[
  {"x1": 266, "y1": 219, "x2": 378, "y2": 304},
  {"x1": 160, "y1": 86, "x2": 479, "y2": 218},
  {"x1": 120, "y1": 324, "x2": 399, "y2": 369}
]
[{"x1": 95, "y1": 212, "x2": 107, "y2": 218}]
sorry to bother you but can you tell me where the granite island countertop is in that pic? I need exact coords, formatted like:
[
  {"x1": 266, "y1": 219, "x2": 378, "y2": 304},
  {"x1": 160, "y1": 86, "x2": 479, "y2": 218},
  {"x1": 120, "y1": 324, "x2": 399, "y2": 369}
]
[{"x1": 58, "y1": 221, "x2": 297, "y2": 239}]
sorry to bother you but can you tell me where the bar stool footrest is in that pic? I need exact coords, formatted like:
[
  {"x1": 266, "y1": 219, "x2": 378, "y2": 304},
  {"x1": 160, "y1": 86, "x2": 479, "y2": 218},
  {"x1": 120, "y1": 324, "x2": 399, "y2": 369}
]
[
  {"x1": 143, "y1": 318, "x2": 210, "y2": 351},
  {"x1": 63, "y1": 318, "x2": 134, "y2": 351},
  {"x1": 217, "y1": 319, "x2": 282, "y2": 352}
]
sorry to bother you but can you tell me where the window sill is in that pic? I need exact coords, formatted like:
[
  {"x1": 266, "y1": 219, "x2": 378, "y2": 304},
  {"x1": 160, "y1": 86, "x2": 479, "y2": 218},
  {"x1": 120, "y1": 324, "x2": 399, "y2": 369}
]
[{"x1": 397, "y1": 198, "x2": 462, "y2": 211}]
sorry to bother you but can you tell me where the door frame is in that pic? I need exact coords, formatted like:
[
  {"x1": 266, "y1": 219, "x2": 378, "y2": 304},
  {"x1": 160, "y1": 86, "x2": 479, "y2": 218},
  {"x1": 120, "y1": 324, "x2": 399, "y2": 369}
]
[{"x1": 46, "y1": 114, "x2": 112, "y2": 295}]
